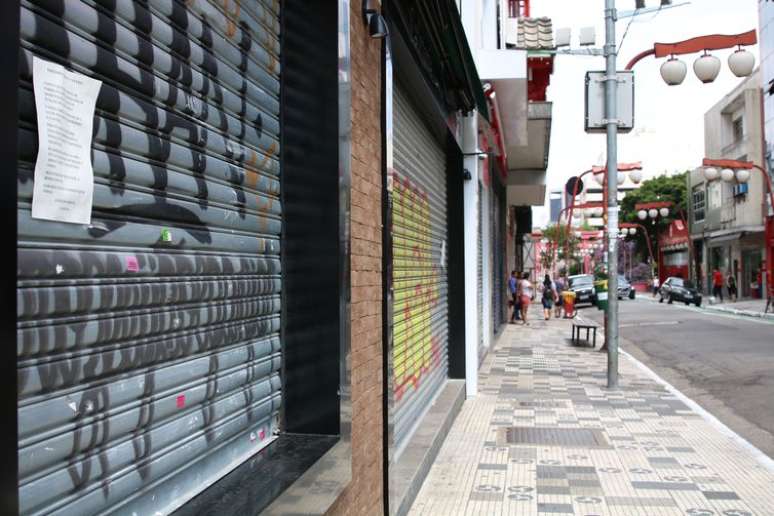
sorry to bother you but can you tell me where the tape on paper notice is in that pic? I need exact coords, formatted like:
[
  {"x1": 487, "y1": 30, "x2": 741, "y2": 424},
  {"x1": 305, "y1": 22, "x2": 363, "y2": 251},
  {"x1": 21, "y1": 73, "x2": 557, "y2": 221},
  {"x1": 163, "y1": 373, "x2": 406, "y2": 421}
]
[{"x1": 31, "y1": 57, "x2": 102, "y2": 225}]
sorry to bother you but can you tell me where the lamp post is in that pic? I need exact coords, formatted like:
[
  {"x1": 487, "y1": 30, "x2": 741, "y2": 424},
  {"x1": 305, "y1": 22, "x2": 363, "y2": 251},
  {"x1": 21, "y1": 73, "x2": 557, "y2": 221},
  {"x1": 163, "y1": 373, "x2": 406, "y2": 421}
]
[
  {"x1": 619, "y1": 222, "x2": 655, "y2": 266},
  {"x1": 702, "y1": 158, "x2": 774, "y2": 310}
]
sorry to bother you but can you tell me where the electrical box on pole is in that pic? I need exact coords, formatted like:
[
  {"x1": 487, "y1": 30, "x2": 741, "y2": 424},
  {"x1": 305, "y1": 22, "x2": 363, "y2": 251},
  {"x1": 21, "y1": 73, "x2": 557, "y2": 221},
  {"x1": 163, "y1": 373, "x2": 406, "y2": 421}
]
[{"x1": 584, "y1": 70, "x2": 635, "y2": 133}]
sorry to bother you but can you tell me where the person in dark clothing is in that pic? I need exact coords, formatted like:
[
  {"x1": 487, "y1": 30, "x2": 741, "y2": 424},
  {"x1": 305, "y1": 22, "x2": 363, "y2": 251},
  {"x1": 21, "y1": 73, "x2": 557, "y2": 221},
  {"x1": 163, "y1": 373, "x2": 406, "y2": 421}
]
[
  {"x1": 726, "y1": 272, "x2": 737, "y2": 302},
  {"x1": 540, "y1": 274, "x2": 557, "y2": 321}
]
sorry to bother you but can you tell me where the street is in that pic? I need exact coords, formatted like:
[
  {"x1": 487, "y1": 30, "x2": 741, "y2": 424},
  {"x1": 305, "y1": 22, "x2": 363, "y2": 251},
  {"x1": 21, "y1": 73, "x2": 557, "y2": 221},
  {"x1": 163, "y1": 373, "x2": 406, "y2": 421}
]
[{"x1": 581, "y1": 296, "x2": 774, "y2": 458}]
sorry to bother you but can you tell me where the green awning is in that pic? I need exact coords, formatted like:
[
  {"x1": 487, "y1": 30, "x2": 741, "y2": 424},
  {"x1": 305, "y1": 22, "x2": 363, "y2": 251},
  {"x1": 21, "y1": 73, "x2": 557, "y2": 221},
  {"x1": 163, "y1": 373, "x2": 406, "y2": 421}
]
[
  {"x1": 386, "y1": 0, "x2": 490, "y2": 122},
  {"x1": 441, "y1": 0, "x2": 490, "y2": 122}
]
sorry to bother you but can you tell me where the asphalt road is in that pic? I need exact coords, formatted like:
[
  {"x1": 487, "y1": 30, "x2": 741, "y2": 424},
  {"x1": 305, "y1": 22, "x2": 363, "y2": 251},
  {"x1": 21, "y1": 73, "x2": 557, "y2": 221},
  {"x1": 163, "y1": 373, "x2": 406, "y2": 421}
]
[{"x1": 580, "y1": 296, "x2": 774, "y2": 459}]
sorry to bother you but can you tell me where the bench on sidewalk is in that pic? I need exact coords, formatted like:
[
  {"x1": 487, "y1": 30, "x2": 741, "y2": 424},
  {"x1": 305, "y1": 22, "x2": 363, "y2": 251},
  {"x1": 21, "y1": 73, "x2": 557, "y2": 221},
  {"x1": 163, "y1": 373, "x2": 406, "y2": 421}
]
[{"x1": 571, "y1": 317, "x2": 598, "y2": 348}]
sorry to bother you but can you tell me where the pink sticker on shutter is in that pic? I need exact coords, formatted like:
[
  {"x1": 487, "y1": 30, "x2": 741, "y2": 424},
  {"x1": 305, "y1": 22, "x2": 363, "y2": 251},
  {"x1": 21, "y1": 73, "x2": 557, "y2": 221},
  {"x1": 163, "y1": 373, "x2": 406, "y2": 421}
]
[
  {"x1": 176, "y1": 394, "x2": 186, "y2": 408},
  {"x1": 126, "y1": 256, "x2": 139, "y2": 272},
  {"x1": 259, "y1": 429, "x2": 266, "y2": 440}
]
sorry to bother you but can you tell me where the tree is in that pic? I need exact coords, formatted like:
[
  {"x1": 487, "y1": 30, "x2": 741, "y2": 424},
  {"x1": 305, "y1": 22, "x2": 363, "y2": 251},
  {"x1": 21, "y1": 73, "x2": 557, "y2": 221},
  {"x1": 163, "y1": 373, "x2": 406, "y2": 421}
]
[
  {"x1": 620, "y1": 172, "x2": 688, "y2": 264},
  {"x1": 540, "y1": 223, "x2": 581, "y2": 273}
]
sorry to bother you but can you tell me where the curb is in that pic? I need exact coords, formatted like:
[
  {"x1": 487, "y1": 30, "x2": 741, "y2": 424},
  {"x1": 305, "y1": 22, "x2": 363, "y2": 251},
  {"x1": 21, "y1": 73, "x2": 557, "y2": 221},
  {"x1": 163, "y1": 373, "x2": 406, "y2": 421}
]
[
  {"x1": 620, "y1": 347, "x2": 774, "y2": 475},
  {"x1": 635, "y1": 295, "x2": 774, "y2": 320},
  {"x1": 703, "y1": 304, "x2": 774, "y2": 321}
]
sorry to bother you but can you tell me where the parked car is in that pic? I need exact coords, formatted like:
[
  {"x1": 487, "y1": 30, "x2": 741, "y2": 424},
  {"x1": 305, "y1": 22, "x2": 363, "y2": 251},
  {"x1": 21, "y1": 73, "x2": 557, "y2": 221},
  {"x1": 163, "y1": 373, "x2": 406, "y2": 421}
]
[
  {"x1": 567, "y1": 274, "x2": 596, "y2": 306},
  {"x1": 659, "y1": 277, "x2": 702, "y2": 306},
  {"x1": 617, "y1": 275, "x2": 636, "y2": 300}
]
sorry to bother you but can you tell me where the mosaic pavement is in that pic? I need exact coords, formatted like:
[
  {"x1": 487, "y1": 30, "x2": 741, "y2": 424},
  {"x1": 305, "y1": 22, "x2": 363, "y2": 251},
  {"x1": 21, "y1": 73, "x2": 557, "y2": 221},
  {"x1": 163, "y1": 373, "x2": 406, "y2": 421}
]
[{"x1": 408, "y1": 319, "x2": 774, "y2": 516}]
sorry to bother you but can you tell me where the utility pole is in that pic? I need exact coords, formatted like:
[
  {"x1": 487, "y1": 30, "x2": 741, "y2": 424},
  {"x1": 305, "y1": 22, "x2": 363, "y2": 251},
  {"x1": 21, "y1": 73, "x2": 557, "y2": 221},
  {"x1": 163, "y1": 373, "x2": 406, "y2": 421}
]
[{"x1": 604, "y1": 0, "x2": 619, "y2": 389}]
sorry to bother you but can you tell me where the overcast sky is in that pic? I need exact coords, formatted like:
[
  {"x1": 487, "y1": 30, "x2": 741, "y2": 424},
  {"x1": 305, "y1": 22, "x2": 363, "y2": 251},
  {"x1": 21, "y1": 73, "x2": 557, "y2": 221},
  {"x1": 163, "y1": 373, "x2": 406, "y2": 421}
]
[{"x1": 529, "y1": 0, "x2": 760, "y2": 227}]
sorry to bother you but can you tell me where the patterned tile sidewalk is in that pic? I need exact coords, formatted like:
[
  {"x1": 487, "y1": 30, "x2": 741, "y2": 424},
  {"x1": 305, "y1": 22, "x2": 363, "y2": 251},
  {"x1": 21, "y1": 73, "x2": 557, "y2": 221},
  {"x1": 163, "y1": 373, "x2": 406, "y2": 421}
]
[{"x1": 409, "y1": 319, "x2": 774, "y2": 516}]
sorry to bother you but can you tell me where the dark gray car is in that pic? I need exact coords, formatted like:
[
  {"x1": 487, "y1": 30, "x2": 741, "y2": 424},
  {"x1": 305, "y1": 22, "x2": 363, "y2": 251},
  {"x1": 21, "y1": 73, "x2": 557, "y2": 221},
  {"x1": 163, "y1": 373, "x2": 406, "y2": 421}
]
[
  {"x1": 568, "y1": 274, "x2": 596, "y2": 306},
  {"x1": 659, "y1": 277, "x2": 702, "y2": 306}
]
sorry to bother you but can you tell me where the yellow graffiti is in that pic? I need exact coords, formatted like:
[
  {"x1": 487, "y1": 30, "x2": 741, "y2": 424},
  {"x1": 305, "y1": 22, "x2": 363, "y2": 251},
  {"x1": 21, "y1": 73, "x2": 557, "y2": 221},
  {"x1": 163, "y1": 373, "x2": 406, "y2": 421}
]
[{"x1": 392, "y1": 172, "x2": 441, "y2": 401}]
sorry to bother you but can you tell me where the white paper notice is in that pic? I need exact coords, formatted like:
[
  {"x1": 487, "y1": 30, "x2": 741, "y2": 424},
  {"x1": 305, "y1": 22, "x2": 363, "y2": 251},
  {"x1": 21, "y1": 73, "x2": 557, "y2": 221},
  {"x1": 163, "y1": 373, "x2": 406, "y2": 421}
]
[{"x1": 31, "y1": 57, "x2": 102, "y2": 225}]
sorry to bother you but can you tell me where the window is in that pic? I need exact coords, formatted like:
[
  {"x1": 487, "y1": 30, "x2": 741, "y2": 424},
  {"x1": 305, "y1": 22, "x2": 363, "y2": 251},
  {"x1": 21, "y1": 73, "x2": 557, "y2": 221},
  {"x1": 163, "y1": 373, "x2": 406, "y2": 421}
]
[
  {"x1": 708, "y1": 181, "x2": 722, "y2": 209},
  {"x1": 692, "y1": 184, "x2": 705, "y2": 222},
  {"x1": 732, "y1": 117, "x2": 744, "y2": 142}
]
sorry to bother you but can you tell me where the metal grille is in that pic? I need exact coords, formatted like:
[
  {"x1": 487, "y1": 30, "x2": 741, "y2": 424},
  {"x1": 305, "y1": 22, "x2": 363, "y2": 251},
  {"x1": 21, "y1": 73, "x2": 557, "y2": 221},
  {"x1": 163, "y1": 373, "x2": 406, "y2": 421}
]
[
  {"x1": 18, "y1": 1, "x2": 281, "y2": 514},
  {"x1": 392, "y1": 84, "x2": 449, "y2": 453},
  {"x1": 498, "y1": 427, "x2": 611, "y2": 448}
]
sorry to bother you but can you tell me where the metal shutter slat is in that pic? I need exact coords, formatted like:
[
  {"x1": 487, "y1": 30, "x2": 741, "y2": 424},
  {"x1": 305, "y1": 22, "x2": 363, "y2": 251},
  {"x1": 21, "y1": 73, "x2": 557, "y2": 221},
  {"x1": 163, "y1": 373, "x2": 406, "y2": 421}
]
[
  {"x1": 392, "y1": 85, "x2": 449, "y2": 454},
  {"x1": 17, "y1": 1, "x2": 282, "y2": 514}
]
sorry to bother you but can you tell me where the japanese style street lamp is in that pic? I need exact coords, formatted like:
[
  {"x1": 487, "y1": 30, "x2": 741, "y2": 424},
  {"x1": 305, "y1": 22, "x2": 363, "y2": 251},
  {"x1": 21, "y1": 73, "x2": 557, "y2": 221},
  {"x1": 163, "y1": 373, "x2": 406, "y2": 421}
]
[
  {"x1": 702, "y1": 158, "x2": 774, "y2": 304},
  {"x1": 619, "y1": 222, "x2": 655, "y2": 266},
  {"x1": 626, "y1": 30, "x2": 757, "y2": 85}
]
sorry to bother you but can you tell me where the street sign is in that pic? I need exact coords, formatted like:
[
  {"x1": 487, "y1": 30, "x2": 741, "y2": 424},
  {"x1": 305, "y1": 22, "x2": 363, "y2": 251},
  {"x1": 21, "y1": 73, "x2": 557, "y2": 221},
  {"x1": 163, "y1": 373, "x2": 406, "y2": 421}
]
[
  {"x1": 584, "y1": 70, "x2": 634, "y2": 133},
  {"x1": 565, "y1": 176, "x2": 584, "y2": 197}
]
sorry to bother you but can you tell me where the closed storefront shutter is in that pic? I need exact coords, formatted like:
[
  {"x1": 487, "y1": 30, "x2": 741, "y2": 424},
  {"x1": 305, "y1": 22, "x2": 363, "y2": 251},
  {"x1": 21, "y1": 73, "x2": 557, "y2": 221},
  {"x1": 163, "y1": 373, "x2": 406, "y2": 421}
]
[
  {"x1": 17, "y1": 1, "x2": 282, "y2": 514},
  {"x1": 477, "y1": 181, "x2": 484, "y2": 359},
  {"x1": 392, "y1": 84, "x2": 448, "y2": 453},
  {"x1": 492, "y1": 192, "x2": 503, "y2": 329}
]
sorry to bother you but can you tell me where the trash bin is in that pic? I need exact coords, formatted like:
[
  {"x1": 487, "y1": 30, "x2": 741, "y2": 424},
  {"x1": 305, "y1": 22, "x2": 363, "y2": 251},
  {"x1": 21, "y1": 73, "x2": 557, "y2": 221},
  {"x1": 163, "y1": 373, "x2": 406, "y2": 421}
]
[
  {"x1": 594, "y1": 279, "x2": 609, "y2": 311},
  {"x1": 562, "y1": 290, "x2": 576, "y2": 318}
]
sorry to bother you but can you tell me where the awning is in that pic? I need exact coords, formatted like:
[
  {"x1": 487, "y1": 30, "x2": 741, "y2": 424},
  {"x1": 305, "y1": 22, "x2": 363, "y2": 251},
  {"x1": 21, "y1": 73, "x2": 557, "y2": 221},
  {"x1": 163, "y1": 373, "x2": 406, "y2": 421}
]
[
  {"x1": 385, "y1": 0, "x2": 490, "y2": 122},
  {"x1": 707, "y1": 233, "x2": 742, "y2": 246}
]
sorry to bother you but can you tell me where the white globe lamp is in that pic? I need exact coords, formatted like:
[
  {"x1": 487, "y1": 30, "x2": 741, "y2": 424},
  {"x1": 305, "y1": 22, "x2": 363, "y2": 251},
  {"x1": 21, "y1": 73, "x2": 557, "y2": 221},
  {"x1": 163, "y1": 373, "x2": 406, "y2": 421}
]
[
  {"x1": 728, "y1": 49, "x2": 755, "y2": 78},
  {"x1": 660, "y1": 57, "x2": 687, "y2": 86},
  {"x1": 720, "y1": 168, "x2": 735, "y2": 182},
  {"x1": 628, "y1": 227, "x2": 637, "y2": 235},
  {"x1": 735, "y1": 168, "x2": 751, "y2": 183},
  {"x1": 693, "y1": 53, "x2": 721, "y2": 83},
  {"x1": 595, "y1": 207, "x2": 604, "y2": 217},
  {"x1": 594, "y1": 172, "x2": 605, "y2": 185},
  {"x1": 629, "y1": 169, "x2": 643, "y2": 184},
  {"x1": 703, "y1": 167, "x2": 719, "y2": 181},
  {"x1": 637, "y1": 209, "x2": 648, "y2": 220},
  {"x1": 659, "y1": 207, "x2": 669, "y2": 217},
  {"x1": 617, "y1": 173, "x2": 626, "y2": 185},
  {"x1": 648, "y1": 208, "x2": 658, "y2": 219}
]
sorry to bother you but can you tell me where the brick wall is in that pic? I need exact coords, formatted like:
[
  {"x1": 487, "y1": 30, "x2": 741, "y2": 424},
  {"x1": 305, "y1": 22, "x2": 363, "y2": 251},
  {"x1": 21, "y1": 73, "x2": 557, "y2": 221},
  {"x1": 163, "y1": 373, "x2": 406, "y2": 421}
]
[{"x1": 327, "y1": 2, "x2": 384, "y2": 515}]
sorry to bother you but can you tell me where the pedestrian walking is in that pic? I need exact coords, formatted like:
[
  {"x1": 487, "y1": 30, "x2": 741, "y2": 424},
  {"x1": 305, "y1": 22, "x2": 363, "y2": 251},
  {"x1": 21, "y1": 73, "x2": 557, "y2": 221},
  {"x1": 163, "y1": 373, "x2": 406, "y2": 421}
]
[
  {"x1": 508, "y1": 270, "x2": 520, "y2": 322},
  {"x1": 540, "y1": 274, "x2": 557, "y2": 321},
  {"x1": 554, "y1": 276, "x2": 565, "y2": 318},
  {"x1": 518, "y1": 272, "x2": 533, "y2": 325},
  {"x1": 726, "y1": 271, "x2": 737, "y2": 302},
  {"x1": 652, "y1": 275, "x2": 660, "y2": 297},
  {"x1": 712, "y1": 268, "x2": 724, "y2": 302}
]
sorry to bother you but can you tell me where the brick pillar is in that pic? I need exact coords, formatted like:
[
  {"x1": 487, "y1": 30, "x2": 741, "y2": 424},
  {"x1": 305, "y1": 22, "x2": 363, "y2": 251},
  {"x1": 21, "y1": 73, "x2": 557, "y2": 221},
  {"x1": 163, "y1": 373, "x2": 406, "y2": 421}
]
[{"x1": 327, "y1": 2, "x2": 384, "y2": 514}]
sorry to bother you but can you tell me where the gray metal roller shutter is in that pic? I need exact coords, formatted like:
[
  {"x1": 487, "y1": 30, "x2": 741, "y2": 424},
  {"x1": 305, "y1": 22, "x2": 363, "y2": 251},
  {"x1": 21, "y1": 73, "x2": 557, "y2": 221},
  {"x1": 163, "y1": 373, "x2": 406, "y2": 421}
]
[
  {"x1": 492, "y1": 192, "x2": 503, "y2": 329},
  {"x1": 392, "y1": 84, "x2": 448, "y2": 453},
  {"x1": 17, "y1": 1, "x2": 282, "y2": 514},
  {"x1": 477, "y1": 181, "x2": 484, "y2": 359}
]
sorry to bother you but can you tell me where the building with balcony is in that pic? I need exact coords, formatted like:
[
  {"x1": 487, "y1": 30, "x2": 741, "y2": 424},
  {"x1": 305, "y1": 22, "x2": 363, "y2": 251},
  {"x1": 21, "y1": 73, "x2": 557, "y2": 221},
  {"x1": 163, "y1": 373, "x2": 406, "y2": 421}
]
[{"x1": 688, "y1": 69, "x2": 767, "y2": 298}]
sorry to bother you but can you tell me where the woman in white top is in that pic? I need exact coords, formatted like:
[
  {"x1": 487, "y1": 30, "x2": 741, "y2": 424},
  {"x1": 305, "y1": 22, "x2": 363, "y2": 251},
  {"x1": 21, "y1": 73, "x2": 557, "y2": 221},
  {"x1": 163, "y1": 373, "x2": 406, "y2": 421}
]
[{"x1": 518, "y1": 272, "x2": 533, "y2": 325}]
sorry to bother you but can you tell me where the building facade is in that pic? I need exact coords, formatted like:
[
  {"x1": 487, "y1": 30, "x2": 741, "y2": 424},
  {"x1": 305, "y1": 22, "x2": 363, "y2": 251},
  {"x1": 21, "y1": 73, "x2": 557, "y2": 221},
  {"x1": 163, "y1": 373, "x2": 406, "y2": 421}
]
[
  {"x1": 549, "y1": 190, "x2": 563, "y2": 223},
  {"x1": 688, "y1": 70, "x2": 767, "y2": 298}
]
